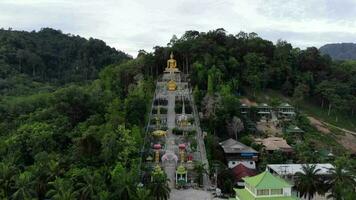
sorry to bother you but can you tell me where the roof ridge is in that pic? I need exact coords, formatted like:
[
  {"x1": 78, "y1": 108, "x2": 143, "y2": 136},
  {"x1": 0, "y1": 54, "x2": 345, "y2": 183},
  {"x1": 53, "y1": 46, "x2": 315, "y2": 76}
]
[{"x1": 254, "y1": 171, "x2": 267, "y2": 188}]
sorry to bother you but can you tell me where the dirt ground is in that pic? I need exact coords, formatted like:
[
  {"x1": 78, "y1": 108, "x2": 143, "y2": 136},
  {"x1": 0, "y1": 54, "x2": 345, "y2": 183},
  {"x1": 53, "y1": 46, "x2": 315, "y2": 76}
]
[
  {"x1": 256, "y1": 121, "x2": 282, "y2": 136},
  {"x1": 338, "y1": 132, "x2": 356, "y2": 153},
  {"x1": 239, "y1": 98, "x2": 258, "y2": 106},
  {"x1": 308, "y1": 116, "x2": 356, "y2": 153},
  {"x1": 307, "y1": 116, "x2": 331, "y2": 134}
]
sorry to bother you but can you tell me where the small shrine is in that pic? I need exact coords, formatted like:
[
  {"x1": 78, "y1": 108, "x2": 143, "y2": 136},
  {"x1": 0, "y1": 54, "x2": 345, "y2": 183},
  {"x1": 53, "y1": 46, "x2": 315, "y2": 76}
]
[
  {"x1": 177, "y1": 98, "x2": 189, "y2": 127},
  {"x1": 154, "y1": 144, "x2": 161, "y2": 163},
  {"x1": 179, "y1": 143, "x2": 186, "y2": 163},
  {"x1": 175, "y1": 165, "x2": 188, "y2": 185}
]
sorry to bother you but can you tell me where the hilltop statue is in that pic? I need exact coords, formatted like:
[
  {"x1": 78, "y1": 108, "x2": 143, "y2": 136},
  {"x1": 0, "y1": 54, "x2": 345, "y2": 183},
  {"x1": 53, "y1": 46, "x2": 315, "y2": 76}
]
[
  {"x1": 167, "y1": 52, "x2": 177, "y2": 69},
  {"x1": 166, "y1": 52, "x2": 179, "y2": 73}
]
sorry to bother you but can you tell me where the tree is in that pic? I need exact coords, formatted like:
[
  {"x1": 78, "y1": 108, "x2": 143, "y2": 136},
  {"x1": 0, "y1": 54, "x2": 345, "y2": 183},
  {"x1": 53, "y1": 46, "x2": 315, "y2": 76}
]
[
  {"x1": 226, "y1": 116, "x2": 244, "y2": 140},
  {"x1": 46, "y1": 178, "x2": 78, "y2": 200},
  {"x1": 132, "y1": 188, "x2": 153, "y2": 200},
  {"x1": 75, "y1": 171, "x2": 100, "y2": 200},
  {"x1": 243, "y1": 53, "x2": 267, "y2": 96},
  {"x1": 12, "y1": 171, "x2": 35, "y2": 200},
  {"x1": 110, "y1": 163, "x2": 137, "y2": 200},
  {"x1": 295, "y1": 164, "x2": 323, "y2": 200},
  {"x1": 148, "y1": 170, "x2": 170, "y2": 200},
  {"x1": 194, "y1": 161, "x2": 207, "y2": 187},
  {"x1": 293, "y1": 83, "x2": 309, "y2": 108},
  {"x1": 0, "y1": 162, "x2": 18, "y2": 198},
  {"x1": 327, "y1": 157, "x2": 356, "y2": 200}
]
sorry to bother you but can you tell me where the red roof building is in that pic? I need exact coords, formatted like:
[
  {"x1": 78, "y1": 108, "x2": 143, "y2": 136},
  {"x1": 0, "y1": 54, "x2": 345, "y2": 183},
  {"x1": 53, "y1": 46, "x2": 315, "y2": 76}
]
[{"x1": 231, "y1": 163, "x2": 257, "y2": 184}]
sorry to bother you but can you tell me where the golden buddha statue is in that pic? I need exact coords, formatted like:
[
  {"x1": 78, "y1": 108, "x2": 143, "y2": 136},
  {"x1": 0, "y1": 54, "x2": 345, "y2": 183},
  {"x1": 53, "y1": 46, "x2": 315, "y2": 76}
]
[
  {"x1": 167, "y1": 52, "x2": 177, "y2": 69},
  {"x1": 166, "y1": 52, "x2": 179, "y2": 72}
]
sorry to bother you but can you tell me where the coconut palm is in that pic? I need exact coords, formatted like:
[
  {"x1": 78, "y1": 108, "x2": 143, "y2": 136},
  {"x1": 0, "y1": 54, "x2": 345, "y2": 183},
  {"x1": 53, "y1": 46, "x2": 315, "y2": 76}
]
[
  {"x1": 327, "y1": 163, "x2": 356, "y2": 200},
  {"x1": 76, "y1": 172, "x2": 97, "y2": 200},
  {"x1": 11, "y1": 171, "x2": 35, "y2": 200},
  {"x1": 149, "y1": 172, "x2": 170, "y2": 200},
  {"x1": 0, "y1": 162, "x2": 18, "y2": 198},
  {"x1": 194, "y1": 161, "x2": 207, "y2": 187},
  {"x1": 132, "y1": 188, "x2": 153, "y2": 200},
  {"x1": 46, "y1": 177, "x2": 78, "y2": 200},
  {"x1": 111, "y1": 167, "x2": 137, "y2": 200},
  {"x1": 295, "y1": 164, "x2": 323, "y2": 200}
]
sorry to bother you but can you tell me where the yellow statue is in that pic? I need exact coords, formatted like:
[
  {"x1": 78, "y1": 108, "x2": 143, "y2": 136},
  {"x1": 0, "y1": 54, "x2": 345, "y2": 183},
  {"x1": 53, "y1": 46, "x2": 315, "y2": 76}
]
[{"x1": 167, "y1": 52, "x2": 177, "y2": 69}]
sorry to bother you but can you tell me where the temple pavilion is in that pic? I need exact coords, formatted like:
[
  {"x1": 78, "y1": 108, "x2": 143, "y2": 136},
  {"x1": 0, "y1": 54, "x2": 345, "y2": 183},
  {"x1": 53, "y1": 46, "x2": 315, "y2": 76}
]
[
  {"x1": 257, "y1": 103, "x2": 272, "y2": 119},
  {"x1": 232, "y1": 171, "x2": 299, "y2": 200},
  {"x1": 277, "y1": 103, "x2": 296, "y2": 119}
]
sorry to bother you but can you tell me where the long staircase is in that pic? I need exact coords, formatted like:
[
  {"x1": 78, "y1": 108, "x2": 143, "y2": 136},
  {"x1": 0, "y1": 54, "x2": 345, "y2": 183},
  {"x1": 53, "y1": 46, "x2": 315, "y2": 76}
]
[{"x1": 141, "y1": 54, "x2": 211, "y2": 195}]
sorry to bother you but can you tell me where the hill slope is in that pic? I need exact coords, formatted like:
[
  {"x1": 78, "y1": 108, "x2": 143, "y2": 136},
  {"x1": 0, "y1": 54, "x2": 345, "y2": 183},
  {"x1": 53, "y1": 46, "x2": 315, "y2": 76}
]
[
  {"x1": 319, "y1": 43, "x2": 356, "y2": 60},
  {"x1": 0, "y1": 28, "x2": 130, "y2": 84}
]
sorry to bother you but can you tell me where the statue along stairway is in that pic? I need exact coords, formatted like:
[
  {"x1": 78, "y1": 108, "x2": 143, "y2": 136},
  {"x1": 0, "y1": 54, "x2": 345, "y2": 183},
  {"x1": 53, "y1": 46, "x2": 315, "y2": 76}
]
[{"x1": 140, "y1": 53, "x2": 211, "y2": 197}]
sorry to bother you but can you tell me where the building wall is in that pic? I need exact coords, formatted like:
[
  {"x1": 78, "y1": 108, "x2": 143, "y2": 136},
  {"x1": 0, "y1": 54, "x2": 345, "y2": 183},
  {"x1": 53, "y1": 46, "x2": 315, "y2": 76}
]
[
  {"x1": 283, "y1": 187, "x2": 292, "y2": 196},
  {"x1": 228, "y1": 160, "x2": 256, "y2": 169}
]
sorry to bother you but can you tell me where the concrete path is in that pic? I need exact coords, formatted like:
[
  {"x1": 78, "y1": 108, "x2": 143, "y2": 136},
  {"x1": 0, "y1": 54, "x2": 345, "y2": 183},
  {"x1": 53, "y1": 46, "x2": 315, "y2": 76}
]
[
  {"x1": 164, "y1": 91, "x2": 178, "y2": 188},
  {"x1": 170, "y1": 189, "x2": 213, "y2": 200}
]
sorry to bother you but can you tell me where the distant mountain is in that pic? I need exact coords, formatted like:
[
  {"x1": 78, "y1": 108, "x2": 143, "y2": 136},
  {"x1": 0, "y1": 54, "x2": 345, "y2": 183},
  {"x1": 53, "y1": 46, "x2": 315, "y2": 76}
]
[{"x1": 319, "y1": 43, "x2": 356, "y2": 60}]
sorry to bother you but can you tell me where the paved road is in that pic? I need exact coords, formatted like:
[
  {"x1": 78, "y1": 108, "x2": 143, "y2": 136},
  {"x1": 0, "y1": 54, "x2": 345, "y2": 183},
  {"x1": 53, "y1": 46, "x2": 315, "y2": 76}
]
[{"x1": 170, "y1": 189, "x2": 212, "y2": 200}]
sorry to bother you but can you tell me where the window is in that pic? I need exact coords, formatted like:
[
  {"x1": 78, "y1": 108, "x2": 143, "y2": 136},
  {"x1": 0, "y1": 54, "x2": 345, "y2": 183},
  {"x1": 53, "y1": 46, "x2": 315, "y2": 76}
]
[
  {"x1": 271, "y1": 189, "x2": 283, "y2": 195},
  {"x1": 257, "y1": 189, "x2": 269, "y2": 196}
]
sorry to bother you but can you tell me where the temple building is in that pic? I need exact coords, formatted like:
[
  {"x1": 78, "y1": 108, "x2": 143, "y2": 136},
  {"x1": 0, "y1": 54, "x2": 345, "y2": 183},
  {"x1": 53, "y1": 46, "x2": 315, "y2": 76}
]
[
  {"x1": 257, "y1": 103, "x2": 272, "y2": 119},
  {"x1": 232, "y1": 171, "x2": 299, "y2": 200},
  {"x1": 266, "y1": 164, "x2": 334, "y2": 200},
  {"x1": 219, "y1": 138, "x2": 258, "y2": 169},
  {"x1": 240, "y1": 103, "x2": 250, "y2": 115},
  {"x1": 278, "y1": 103, "x2": 296, "y2": 119}
]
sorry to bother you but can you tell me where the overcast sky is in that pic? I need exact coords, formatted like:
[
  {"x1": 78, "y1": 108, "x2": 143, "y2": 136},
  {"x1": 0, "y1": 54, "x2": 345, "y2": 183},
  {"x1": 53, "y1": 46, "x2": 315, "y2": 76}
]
[{"x1": 1, "y1": 0, "x2": 356, "y2": 56}]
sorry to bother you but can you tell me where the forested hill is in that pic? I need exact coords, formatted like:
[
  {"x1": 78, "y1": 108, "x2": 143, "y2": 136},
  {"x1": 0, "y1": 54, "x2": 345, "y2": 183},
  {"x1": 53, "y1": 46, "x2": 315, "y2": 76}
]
[
  {"x1": 319, "y1": 43, "x2": 356, "y2": 60},
  {"x1": 0, "y1": 28, "x2": 130, "y2": 92}
]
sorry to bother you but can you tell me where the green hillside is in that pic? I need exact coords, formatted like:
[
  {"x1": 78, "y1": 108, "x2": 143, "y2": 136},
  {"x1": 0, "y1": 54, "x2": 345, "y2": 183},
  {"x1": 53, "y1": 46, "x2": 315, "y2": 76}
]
[{"x1": 0, "y1": 28, "x2": 355, "y2": 199}]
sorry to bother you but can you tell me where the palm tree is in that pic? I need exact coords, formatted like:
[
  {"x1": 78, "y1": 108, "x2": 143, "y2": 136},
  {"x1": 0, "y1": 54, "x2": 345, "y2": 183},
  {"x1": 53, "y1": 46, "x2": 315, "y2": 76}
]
[
  {"x1": 11, "y1": 171, "x2": 35, "y2": 200},
  {"x1": 327, "y1": 163, "x2": 356, "y2": 200},
  {"x1": 149, "y1": 172, "x2": 170, "y2": 200},
  {"x1": 295, "y1": 164, "x2": 323, "y2": 200},
  {"x1": 76, "y1": 172, "x2": 97, "y2": 200},
  {"x1": 46, "y1": 177, "x2": 78, "y2": 200},
  {"x1": 0, "y1": 162, "x2": 18, "y2": 198},
  {"x1": 111, "y1": 168, "x2": 137, "y2": 200},
  {"x1": 132, "y1": 188, "x2": 153, "y2": 200},
  {"x1": 194, "y1": 161, "x2": 207, "y2": 187}
]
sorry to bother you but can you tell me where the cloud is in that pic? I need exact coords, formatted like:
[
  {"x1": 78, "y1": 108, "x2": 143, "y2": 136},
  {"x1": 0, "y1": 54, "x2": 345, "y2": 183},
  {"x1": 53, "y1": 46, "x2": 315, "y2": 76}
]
[{"x1": 0, "y1": 0, "x2": 355, "y2": 56}]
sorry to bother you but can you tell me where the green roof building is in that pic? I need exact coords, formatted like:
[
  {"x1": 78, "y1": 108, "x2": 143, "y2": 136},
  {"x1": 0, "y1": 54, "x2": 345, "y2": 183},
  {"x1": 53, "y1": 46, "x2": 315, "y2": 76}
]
[{"x1": 233, "y1": 171, "x2": 299, "y2": 200}]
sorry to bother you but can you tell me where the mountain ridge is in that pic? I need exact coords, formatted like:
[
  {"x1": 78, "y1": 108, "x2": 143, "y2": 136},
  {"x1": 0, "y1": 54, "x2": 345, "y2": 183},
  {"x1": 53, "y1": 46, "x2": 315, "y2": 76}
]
[{"x1": 319, "y1": 42, "x2": 356, "y2": 60}]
